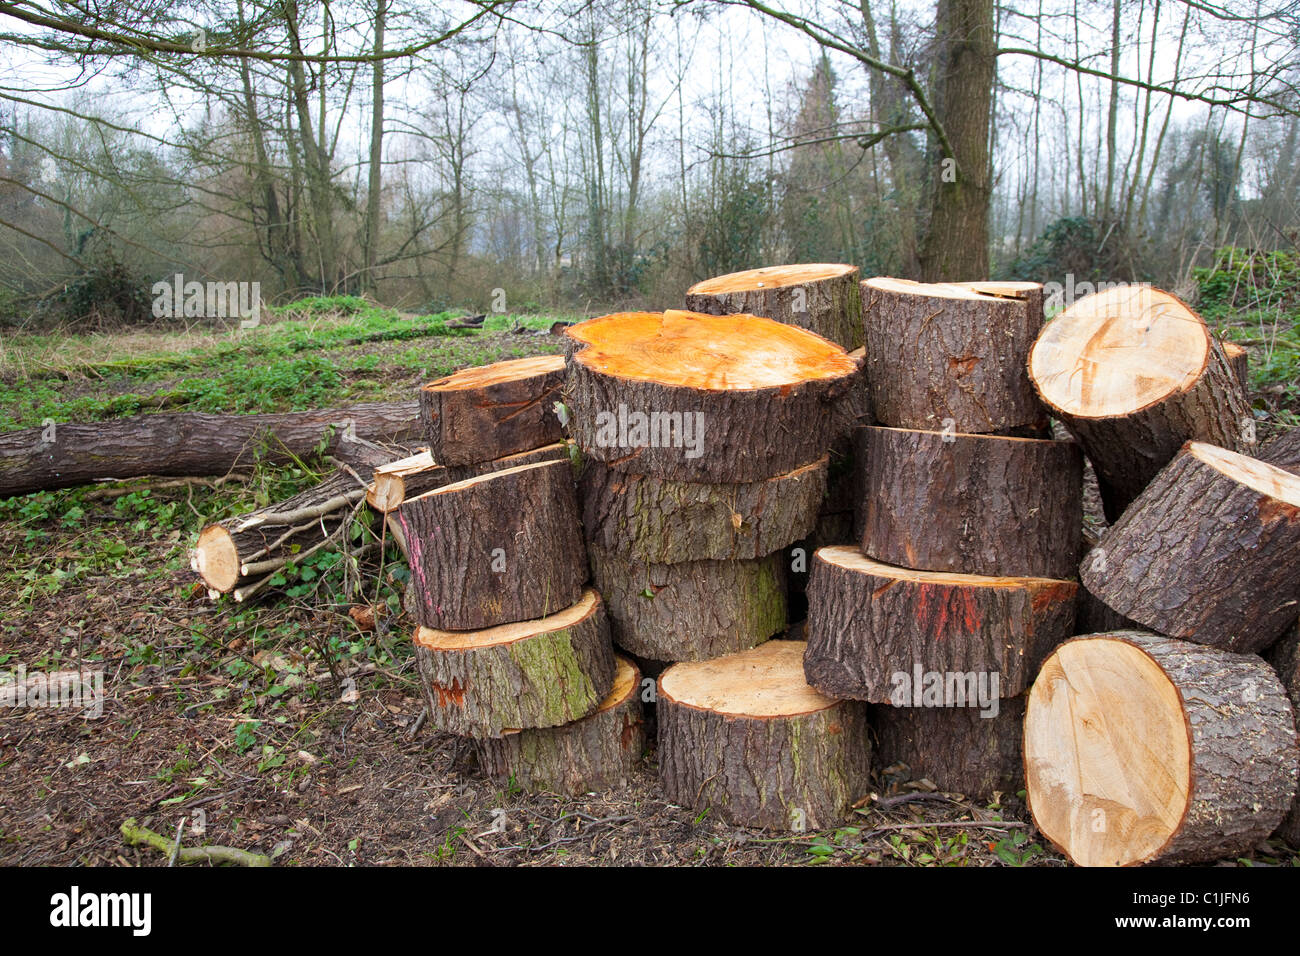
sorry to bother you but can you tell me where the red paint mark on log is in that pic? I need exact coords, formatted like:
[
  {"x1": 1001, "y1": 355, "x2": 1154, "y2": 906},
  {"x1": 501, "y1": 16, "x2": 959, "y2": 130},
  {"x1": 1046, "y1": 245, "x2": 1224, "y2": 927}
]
[
  {"x1": 1031, "y1": 582, "x2": 1076, "y2": 613},
  {"x1": 431, "y1": 679, "x2": 466, "y2": 708},
  {"x1": 913, "y1": 582, "x2": 983, "y2": 633}
]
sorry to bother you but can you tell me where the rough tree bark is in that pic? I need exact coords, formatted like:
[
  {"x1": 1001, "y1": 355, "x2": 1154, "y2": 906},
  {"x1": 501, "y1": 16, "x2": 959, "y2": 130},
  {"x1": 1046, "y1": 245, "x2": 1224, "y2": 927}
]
[{"x1": 1264, "y1": 624, "x2": 1300, "y2": 847}]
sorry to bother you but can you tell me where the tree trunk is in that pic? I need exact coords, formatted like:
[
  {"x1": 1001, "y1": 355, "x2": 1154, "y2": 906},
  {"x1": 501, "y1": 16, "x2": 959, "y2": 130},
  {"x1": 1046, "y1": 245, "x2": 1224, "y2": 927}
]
[
  {"x1": 861, "y1": 278, "x2": 1045, "y2": 433},
  {"x1": 412, "y1": 589, "x2": 615, "y2": 738},
  {"x1": 588, "y1": 546, "x2": 786, "y2": 662},
  {"x1": 859, "y1": 425, "x2": 1083, "y2": 578},
  {"x1": 1264, "y1": 624, "x2": 1300, "y2": 848},
  {"x1": 397, "y1": 459, "x2": 588, "y2": 630},
  {"x1": 419, "y1": 354, "x2": 566, "y2": 467},
  {"x1": 475, "y1": 654, "x2": 645, "y2": 794},
  {"x1": 870, "y1": 694, "x2": 1027, "y2": 800},
  {"x1": 1259, "y1": 426, "x2": 1300, "y2": 474},
  {"x1": 578, "y1": 456, "x2": 826, "y2": 564},
  {"x1": 1223, "y1": 340, "x2": 1248, "y2": 390},
  {"x1": 657, "y1": 640, "x2": 872, "y2": 829},
  {"x1": 0, "y1": 402, "x2": 424, "y2": 499},
  {"x1": 805, "y1": 546, "x2": 1076, "y2": 702},
  {"x1": 1025, "y1": 630, "x2": 1299, "y2": 866},
  {"x1": 564, "y1": 310, "x2": 858, "y2": 482},
  {"x1": 1080, "y1": 442, "x2": 1300, "y2": 653},
  {"x1": 1029, "y1": 286, "x2": 1253, "y2": 521},
  {"x1": 685, "y1": 264, "x2": 864, "y2": 350}
]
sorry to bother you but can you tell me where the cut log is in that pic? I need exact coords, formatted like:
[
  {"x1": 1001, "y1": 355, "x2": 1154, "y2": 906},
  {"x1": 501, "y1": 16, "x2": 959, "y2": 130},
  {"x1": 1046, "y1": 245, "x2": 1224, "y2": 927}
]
[
  {"x1": 657, "y1": 640, "x2": 872, "y2": 829},
  {"x1": 474, "y1": 654, "x2": 645, "y2": 795},
  {"x1": 1024, "y1": 630, "x2": 1299, "y2": 866},
  {"x1": 860, "y1": 277, "x2": 1046, "y2": 433},
  {"x1": 1080, "y1": 442, "x2": 1300, "y2": 653},
  {"x1": 1222, "y1": 340, "x2": 1249, "y2": 390},
  {"x1": 419, "y1": 354, "x2": 566, "y2": 467},
  {"x1": 445, "y1": 441, "x2": 571, "y2": 484},
  {"x1": 1259, "y1": 426, "x2": 1300, "y2": 474},
  {"x1": 805, "y1": 546, "x2": 1076, "y2": 702},
  {"x1": 366, "y1": 450, "x2": 446, "y2": 513},
  {"x1": 588, "y1": 546, "x2": 786, "y2": 662},
  {"x1": 684, "y1": 263, "x2": 864, "y2": 350},
  {"x1": 412, "y1": 588, "x2": 615, "y2": 738},
  {"x1": 0, "y1": 402, "x2": 424, "y2": 499},
  {"x1": 1264, "y1": 624, "x2": 1300, "y2": 847},
  {"x1": 192, "y1": 469, "x2": 371, "y2": 600},
  {"x1": 578, "y1": 456, "x2": 826, "y2": 565},
  {"x1": 397, "y1": 459, "x2": 587, "y2": 630},
  {"x1": 858, "y1": 425, "x2": 1084, "y2": 578},
  {"x1": 870, "y1": 694, "x2": 1027, "y2": 800},
  {"x1": 1028, "y1": 286, "x2": 1253, "y2": 521},
  {"x1": 564, "y1": 310, "x2": 859, "y2": 482}
]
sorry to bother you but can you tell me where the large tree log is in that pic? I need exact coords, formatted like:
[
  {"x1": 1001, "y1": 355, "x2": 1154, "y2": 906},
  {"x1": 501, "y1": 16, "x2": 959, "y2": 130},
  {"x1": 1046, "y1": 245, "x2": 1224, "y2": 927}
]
[
  {"x1": 1259, "y1": 426, "x2": 1300, "y2": 474},
  {"x1": 564, "y1": 310, "x2": 859, "y2": 482},
  {"x1": 684, "y1": 263, "x2": 864, "y2": 350},
  {"x1": 657, "y1": 640, "x2": 872, "y2": 829},
  {"x1": 805, "y1": 546, "x2": 1077, "y2": 701},
  {"x1": 858, "y1": 425, "x2": 1084, "y2": 578},
  {"x1": 1024, "y1": 630, "x2": 1299, "y2": 866},
  {"x1": 860, "y1": 277, "x2": 1045, "y2": 433},
  {"x1": 474, "y1": 654, "x2": 645, "y2": 795},
  {"x1": 397, "y1": 459, "x2": 588, "y2": 630},
  {"x1": 412, "y1": 589, "x2": 615, "y2": 738},
  {"x1": 1080, "y1": 442, "x2": 1300, "y2": 653},
  {"x1": 193, "y1": 469, "x2": 372, "y2": 601},
  {"x1": 588, "y1": 546, "x2": 787, "y2": 662},
  {"x1": 1264, "y1": 624, "x2": 1300, "y2": 847},
  {"x1": 0, "y1": 402, "x2": 424, "y2": 499},
  {"x1": 578, "y1": 456, "x2": 826, "y2": 564},
  {"x1": 1029, "y1": 286, "x2": 1253, "y2": 521},
  {"x1": 419, "y1": 354, "x2": 566, "y2": 467},
  {"x1": 870, "y1": 695, "x2": 1027, "y2": 800}
]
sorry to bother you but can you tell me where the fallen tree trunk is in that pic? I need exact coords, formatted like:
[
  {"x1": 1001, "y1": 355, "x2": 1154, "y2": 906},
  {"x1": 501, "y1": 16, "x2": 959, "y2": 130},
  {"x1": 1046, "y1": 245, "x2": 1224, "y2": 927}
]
[
  {"x1": 1029, "y1": 286, "x2": 1253, "y2": 521},
  {"x1": 685, "y1": 263, "x2": 864, "y2": 350},
  {"x1": 1025, "y1": 630, "x2": 1298, "y2": 866},
  {"x1": 0, "y1": 402, "x2": 424, "y2": 499},
  {"x1": 1080, "y1": 442, "x2": 1300, "y2": 653},
  {"x1": 564, "y1": 310, "x2": 858, "y2": 482},
  {"x1": 412, "y1": 589, "x2": 615, "y2": 738},
  {"x1": 804, "y1": 546, "x2": 1077, "y2": 701},
  {"x1": 475, "y1": 654, "x2": 645, "y2": 794},
  {"x1": 657, "y1": 640, "x2": 872, "y2": 829},
  {"x1": 860, "y1": 277, "x2": 1045, "y2": 433}
]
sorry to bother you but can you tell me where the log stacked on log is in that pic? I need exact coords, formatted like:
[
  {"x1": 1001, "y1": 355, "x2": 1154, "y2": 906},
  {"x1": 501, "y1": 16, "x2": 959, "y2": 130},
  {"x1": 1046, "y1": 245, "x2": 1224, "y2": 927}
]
[
  {"x1": 1028, "y1": 286, "x2": 1253, "y2": 522},
  {"x1": 685, "y1": 263, "x2": 864, "y2": 350},
  {"x1": 657, "y1": 640, "x2": 871, "y2": 829},
  {"x1": 564, "y1": 310, "x2": 859, "y2": 661},
  {"x1": 1265, "y1": 624, "x2": 1300, "y2": 847},
  {"x1": 1024, "y1": 631, "x2": 1299, "y2": 866}
]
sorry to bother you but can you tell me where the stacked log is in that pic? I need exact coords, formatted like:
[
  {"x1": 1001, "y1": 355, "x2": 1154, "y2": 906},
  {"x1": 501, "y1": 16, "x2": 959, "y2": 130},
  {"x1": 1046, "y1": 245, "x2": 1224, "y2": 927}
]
[
  {"x1": 1024, "y1": 631, "x2": 1298, "y2": 866},
  {"x1": 685, "y1": 264, "x2": 864, "y2": 350}
]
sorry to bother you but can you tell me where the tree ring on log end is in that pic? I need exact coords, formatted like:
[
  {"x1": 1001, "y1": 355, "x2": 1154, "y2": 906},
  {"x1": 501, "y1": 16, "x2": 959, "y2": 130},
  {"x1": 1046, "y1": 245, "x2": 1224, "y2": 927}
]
[{"x1": 194, "y1": 525, "x2": 239, "y2": 593}]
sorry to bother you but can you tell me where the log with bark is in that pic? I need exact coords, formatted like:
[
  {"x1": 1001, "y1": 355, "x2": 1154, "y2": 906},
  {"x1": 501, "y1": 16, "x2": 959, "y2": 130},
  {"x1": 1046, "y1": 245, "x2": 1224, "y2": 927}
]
[
  {"x1": 1264, "y1": 624, "x2": 1300, "y2": 847},
  {"x1": 1259, "y1": 426, "x2": 1300, "y2": 474},
  {"x1": 398, "y1": 459, "x2": 588, "y2": 630},
  {"x1": 445, "y1": 441, "x2": 571, "y2": 484},
  {"x1": 858, "y1": 425, "x2": 1084, "y2": 578},
  {"x1": 657, "y1": 640, "x2": 872, "y2": 829},
  {"x1": 804, "y1": 546, "x2": 1077, "y2": 701},
  {"x1": 474, "y1": 654, "x2": 645, "y2": 795},
  {"x1": 588, "y1": 546, "x2": 787, "y2": 662},
  {"x1": 870, "y1": 694, "x2": 1027, "y2": 801},
  {"x1": 1080, "y1": 442, "x2": 1300, "y2": 653},
  {"x1": 1024, "y1": 630, "x2": 1299, "y2": 866},
  {"x1": 366, "y1": 450, "x2": 446, "y2": 512},
  {"x1": 684, "y1": 263, "x2": 864, "y2": 350},
  {"x1": 564, "y1": 310, "x2": 859, "y2": 482},
  {"x1": 1222, "y1": 340, "x2": 1249, "y2": 390},
  {"x1": 1028, "y1": 286, "x2": 1253, "y2": 521},
  {"x1": 860, "y1": 277, "x2": 1046, "y2": 433},
  {"x1": 0, "y1": 402, "x2": 424, "y2": 499},
  {"x1": 412, "y1": 588, "x2": 616, "y2": 738},
  {"x1": 419, "y1": 354, "x2": 566, "y2": 467},
  {"x1": 578, "y1": 456, "x2": 826, "y2": 565}
]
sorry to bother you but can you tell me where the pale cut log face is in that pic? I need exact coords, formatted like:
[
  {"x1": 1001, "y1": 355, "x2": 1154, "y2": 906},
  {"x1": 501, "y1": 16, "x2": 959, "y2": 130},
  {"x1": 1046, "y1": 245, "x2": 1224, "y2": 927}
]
[
  {"x1": 415, "y1": 457, "x2": 560, "y2": 499},
  {"x1": 565, "y1": 310, "x2": 856, "y2": 390},
  {"x1": 497, "y1": 654, "x2": 637, "y2": 737},
  {"x1": 1028, "y1": 286, "x2": 1210, "y2": 418},
  {"x1": 952, "y1": 280, "x2": 1042, "y2": 298},
  {"x1": 816, "y1": 544, "x2": 1067, "y2": 588},
  {"x1": 1188, "y1": 441, "x2": 1300, "y2": 506},
  {"x1": 414, "y1": 588, "x2": 599, "y2": 651},
  {"x1": 687, "y1": 263, "x2": 856, "y2": 294},
  {"x1": 194, "y1": 525, "x2": 239, "y2": 592},
  {"x1": 1025, "y1": 637, "x2": 1191, "y2": 867},
  {"x1": 423, "y1": 353, "x2": 564, "y2": 392},
  {"x1": 658, "y1": 640, "x2": 837, "y2": 718}
]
